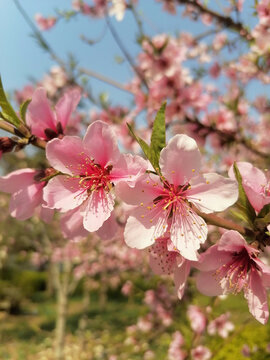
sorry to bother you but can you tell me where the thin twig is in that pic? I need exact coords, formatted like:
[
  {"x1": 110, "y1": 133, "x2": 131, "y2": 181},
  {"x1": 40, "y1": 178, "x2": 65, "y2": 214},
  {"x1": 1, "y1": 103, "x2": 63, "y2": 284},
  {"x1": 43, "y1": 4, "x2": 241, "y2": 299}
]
[
  {"x1": 13, "y1": 0, "x2": 66, "y2": 68},
  {"x1": 105, "y1": 15, "x2": 149, "y2": 90},
  {"x1": 79, "y1": 67, "x2": 135, "y2": 94},
  {"x1": 0, "y1": 118, "x2": 46, "y2": 150},
  {"x1": 181, "y1": 115, "x2": 269, "y2": 160},
  {"x1": 177, "y1": 0, "x2": 253, "y2": 40}
]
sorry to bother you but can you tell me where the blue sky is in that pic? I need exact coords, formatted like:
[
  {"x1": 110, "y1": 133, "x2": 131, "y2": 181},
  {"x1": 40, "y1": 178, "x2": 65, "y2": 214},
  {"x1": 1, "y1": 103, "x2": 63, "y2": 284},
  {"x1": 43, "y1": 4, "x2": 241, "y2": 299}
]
[{"x1": 0, "y1": 0, "x2": 266, "y2": 108}]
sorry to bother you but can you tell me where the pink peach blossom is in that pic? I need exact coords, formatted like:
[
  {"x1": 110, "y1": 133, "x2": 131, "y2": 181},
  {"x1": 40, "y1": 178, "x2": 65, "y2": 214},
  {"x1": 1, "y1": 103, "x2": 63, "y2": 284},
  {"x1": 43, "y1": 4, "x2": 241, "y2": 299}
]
[
  {"x1": 191, "y1": 346, "x2": 212, "y2": 360},
  {"x1": 26, "y1": 87, "x2": 81, "y2": 140},
  {"x1": 119, "y1": 134, "x2": 238, "y2": 260},
  {"x1": 0, "y1": 168, "x2": 53, "y2": 222},
  {"x1": 149, "y1": 235, "x2": 191, "y2": 299},
  {"x1": 168, "y1": 331, "x2": 186, "y2": 360},
  {"x1": 44, "y1": 121, "x2": 147, "y2": 233},
  {"x1": 207, "y1": 313, "x2": 234, "y2": 338},
  {"x1": 34, "y1": 14, "x2": 56, "y2": 31},
  {"x1": 187, "y1": 305, "x2": 207, "y2": 334},
  {"x1": 196, "y1": 230, "x2": 270, "y2": 324},
  {"x1": 229, "y1": 162, "x2": 270, "y2": 213}
]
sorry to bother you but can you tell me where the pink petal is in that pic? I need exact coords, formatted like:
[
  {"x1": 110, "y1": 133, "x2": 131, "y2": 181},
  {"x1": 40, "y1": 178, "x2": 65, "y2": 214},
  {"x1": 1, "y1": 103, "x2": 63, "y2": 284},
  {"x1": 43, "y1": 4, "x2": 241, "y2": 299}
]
[
  {"x1": 242, "y1": 185, "x2": 269, "y2": 213},
  {"x1": 60, "y1": 209, "x2": 88, "y2": 240},
  {"x1": 43, "y1": 176, "x2": 87, "y2": 211},
  {"x1": 83, "y1": 121, "x2": 121, "y2": 168},
  {"x1": 40, "y1": 205, "x2": 54, "y2": 223},
  {"x1": 81, "y1": 189, "x2": 115, "y2": 232},
  {"x1": 112, "y1": 153, "x2": 148, "y2": 187},
  {"x1": 174, "y1": 259, "x2": 191, "y2": 299},
  {"x1": 115, "y1": 173, "x2": 162, "y2": 205},
  {"x1": 149, "y1": 237, "x2": 178, "y2": 275},
  {"x1": 228, "y1": 162, "x2": 267, "y2": 190},
  {"x1": 124, "y1": 206, "x2": 168, "y2": 249},
  {"x1": 96, "y1": 212, "x2": 119, "y2": 240},
  {"x1": 0, "y1": 168, "x2": 37, "y2": 193},
  {"x1": 229, "y1": 162, "x2": 269, "y2": 213},
  {"x1": 159, "y1": 134, "x2": 201, "y2": 186},
  {"x1": 170, "y1": 207, "x2": 207, "y2": 261},
  {"x1": 9, "y1": 183, "x2": 44, "y2": 220},
  {"x1": 46, "y1": 136, "x2": 85, "y2": 175},
  {"x1": 26, "y1": 87, "x2": 56, "y2": 138},
  {"x1": 55, "y1": 88, "x2": 81, "y2": 129},
  {"x1": 187, "y1": 173, "x2": 238, "y2": 214},
  {"x1": 218, "y1": 230, "x2": 249, "y2": 253},
  {"x1": 245, "y1": 270, "x2": 269, "y2": 324},
  {"x1": 195, "y1": 244, "x2": 232, "y2": 271},
  {"x1": 196, "y1": 271, "x2": 223, "y2": 296}
]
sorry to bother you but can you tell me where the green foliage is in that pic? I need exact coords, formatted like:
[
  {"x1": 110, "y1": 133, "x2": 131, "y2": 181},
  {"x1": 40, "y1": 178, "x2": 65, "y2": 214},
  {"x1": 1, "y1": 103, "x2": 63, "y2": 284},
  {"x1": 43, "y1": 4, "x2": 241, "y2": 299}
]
[
  {"x1": 128, "y1": 102, "x2": 166, "y2": 171},
  {"x1": 150, "y1": 102, "x2": 166, "y2": 161},
  {"x1": 127, "y1": 122, "x2": 158, "y2": 169},
  {"x1": 233, "y1": 162, "x2": 256, "y2": 228},
  {"x1": 19, "y1": 99, "x2": 31, "y2": 123},
  {"x1": 0, "y1": 76, "x2": 22, "y2": 127}
]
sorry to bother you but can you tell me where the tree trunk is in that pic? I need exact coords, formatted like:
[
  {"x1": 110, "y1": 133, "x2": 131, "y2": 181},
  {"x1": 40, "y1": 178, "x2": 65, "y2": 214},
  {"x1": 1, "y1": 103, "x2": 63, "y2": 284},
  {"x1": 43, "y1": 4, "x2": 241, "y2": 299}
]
[{"x1": 54, "y1": 260, "x2": 71, "y2": 360}]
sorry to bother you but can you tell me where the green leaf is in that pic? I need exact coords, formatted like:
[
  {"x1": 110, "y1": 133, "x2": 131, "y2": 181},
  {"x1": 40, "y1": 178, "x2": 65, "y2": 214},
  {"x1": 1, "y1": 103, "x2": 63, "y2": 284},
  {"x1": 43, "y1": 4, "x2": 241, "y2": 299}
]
[
  {"x1": 127, "y1": 103, "x2": 167, "y2": 171},
  {"x1": 258, "y1": 204, "x2": 270, "y2": 218},
  {"x1": 230, "y1": 209, "x2": 251, "y2": 225},
  {"x1": 0, "y1": 76, "x2": 21, "y2": 127},
  {"x1": 233, "y1": 162, "x2": 256, "y2": 227},
  {"x1": 150, "y1": 102, "x2": 166, "y2": 164},
  {"x1": 19, "y1": 99, "x2": 31, "y2": 123},
  {"x1": 127, "y1": 123, "x2": 158, "y2": 170},
  {"x1": 254, "y1": 204, "x2": 270, "y2": 230}
]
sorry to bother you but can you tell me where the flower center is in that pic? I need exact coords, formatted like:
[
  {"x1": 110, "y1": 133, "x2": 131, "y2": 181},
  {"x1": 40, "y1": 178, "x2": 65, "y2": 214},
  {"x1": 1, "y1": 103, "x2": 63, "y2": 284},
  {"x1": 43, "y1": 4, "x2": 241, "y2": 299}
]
[
  {"x1": 67, "y1": 155, "x2": 113, "y2": 197},
  {"x1": 153, "y1": 182, "x2": 191, "y2": 216},
  {"x1": 215, "y1": 249, "x2": 257, "y2": 294}
]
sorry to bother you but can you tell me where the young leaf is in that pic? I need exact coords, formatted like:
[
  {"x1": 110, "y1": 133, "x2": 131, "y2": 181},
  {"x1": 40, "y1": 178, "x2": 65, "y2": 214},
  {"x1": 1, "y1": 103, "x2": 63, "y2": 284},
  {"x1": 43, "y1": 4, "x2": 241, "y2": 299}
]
[
  {"x1": 19, "y1": 99, "x2": 31, "y2": 123},
  {"x1": 127, "y1": 123, "x2": 159, "y2": 170},
  {"x1": 258, "y1": 204, "x2": 270, "y2": 218},
  {"x1": 233, "y1": 162, "x2": 256, "y2": 227},
  {"x1": 0, "y1": 76, "x2": 21, "y2": 127},
  {"x1": 150, "y1": 102, "x2": 166, "y2": 161}
]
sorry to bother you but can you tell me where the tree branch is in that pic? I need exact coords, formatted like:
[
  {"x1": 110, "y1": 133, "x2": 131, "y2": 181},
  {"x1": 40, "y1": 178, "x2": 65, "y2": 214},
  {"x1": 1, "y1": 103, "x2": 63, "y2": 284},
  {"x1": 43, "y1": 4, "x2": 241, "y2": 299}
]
[{"x1": 177, "y1": 0, "x2": 252, "y2": 40}]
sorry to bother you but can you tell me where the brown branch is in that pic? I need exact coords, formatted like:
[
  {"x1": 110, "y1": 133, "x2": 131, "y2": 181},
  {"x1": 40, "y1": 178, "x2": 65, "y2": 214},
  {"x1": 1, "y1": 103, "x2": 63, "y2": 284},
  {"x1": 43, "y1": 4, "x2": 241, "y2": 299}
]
[
  {"x1": 177, "y1": 0, "x2": 253, "y2": 40},
  {"x1": 0, "y1": 118, "x2": 46, "y2": 150},
  {"x1": 78, "y1": 67, "x2": 135, "y2": 94},
  {"x1": 183, "y1": 115, "x2": 269, "y2": 160},
  {"x1": 196, "y1": 210, "x2": 247, "y2": 235}
]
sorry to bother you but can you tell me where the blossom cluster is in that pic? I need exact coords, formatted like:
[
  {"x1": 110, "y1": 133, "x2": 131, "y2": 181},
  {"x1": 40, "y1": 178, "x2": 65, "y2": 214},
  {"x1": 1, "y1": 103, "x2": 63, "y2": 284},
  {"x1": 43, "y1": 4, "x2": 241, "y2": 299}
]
[{"x1": 1, "y1": 83, "x2": 270, "y2": 325}]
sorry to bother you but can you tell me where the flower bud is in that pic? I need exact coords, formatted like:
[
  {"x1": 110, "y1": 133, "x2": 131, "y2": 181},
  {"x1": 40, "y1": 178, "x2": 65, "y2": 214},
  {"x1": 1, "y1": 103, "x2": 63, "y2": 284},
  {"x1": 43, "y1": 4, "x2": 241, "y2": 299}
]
[{"x1": 0, "y1": 137, "x2": 17, "y2": 153}]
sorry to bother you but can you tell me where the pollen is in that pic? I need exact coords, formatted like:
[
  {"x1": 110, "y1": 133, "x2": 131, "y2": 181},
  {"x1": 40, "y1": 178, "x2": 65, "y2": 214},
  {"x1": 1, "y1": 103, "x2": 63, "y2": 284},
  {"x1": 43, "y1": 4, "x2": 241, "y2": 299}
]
[
  {"x1": 141, "y1": 215, "x2": 145, "y2": 218},
  {"x1": 192, "y1": 169, "x2": 195, "y2": 172},
  {"x1": 140, "y1": 202, "x2": 144, "y2": 206},
  {"x1": 146, "y1": 180, "x2": 150, "y2": 184},
  {"x1": 171, "y1": 170, "x2": 175, "y2": 173},
  {"x1": 206, "y1": 181, "x2": 210, "y2": 184}
]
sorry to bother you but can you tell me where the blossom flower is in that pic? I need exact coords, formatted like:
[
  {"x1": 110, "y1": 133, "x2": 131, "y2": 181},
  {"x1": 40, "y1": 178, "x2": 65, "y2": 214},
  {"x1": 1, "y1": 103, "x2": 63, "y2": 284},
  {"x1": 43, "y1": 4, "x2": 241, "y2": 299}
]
[
  {"x1": 196, "y1": 230, "x2": 270, "y2": 324},
  {"x1": 26, "y1": 87, "x2": 81, "y2": 140},
  {"x1": 44, "y1": 120, "x2": 147, "y2": 232},
  {"x1": 191, "y1": 346, "x2": 212, "y2": 360},
  {"x1": 0, "y1": 168, "x2": 53, "y2": 222},
  {"x1": 149, "y1": 234, "x2": 191, "y2": 299},
  {"x1": 187, "y1": 305, "x2": 207, "y2": 334},
  {"x1": 229, "y1": 162, "x2": 270, "y2": 213},
  {"x1": 109, "y1": 0, "x2": 126, "y2": 21},
  {"x1": 34, "y1": 13, "x2": 57, "y2": 31},
  {"x1": 118, "y1": 134, "x2": 238, "y2": 260},
  {"x1": 168, "y1": 331, "x2": 186, "y2": 360},
  {"x1": 207, "y1": 313, "x2": 234, "y2": 338}
]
